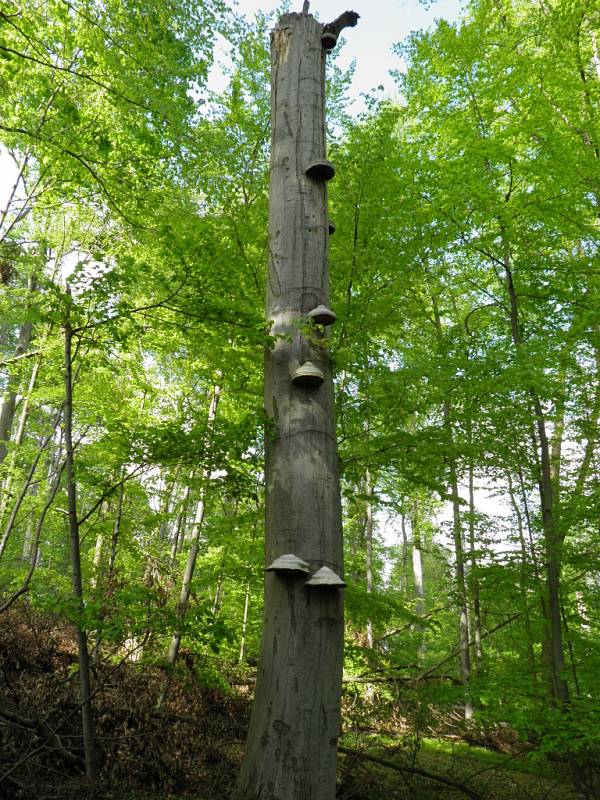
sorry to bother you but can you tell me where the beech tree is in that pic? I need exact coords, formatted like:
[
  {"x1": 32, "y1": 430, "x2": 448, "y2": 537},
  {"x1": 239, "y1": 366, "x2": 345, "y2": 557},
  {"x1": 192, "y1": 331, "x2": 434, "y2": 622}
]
[
  {"x1": 1, "y1": 0, "x2": 600, "y2": 796},
  {"x1": 235, "y1": 6, "x2": 358, "y2": 799}
]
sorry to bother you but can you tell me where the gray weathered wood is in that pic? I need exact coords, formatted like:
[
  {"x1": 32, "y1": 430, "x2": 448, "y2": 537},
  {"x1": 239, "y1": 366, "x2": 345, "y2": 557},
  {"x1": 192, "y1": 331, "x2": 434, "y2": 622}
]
[{"x1": 235, "y1": 8, "x2": 357, "y2": 800}]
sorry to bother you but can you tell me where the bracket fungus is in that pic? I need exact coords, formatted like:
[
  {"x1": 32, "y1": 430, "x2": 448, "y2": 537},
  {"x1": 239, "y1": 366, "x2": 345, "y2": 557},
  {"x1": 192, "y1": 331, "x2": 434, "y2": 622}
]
[
  {"x1": 321, "y1": 31, "x2": 338, "y2": 50},
  {"x1": 305, "y1": 159, "x2": 335, "y2": 182},
  {"x1": 306, "y1": 566, "x2": 346, "y2": 588},
  {"x1": 308, "y1": 304, "x2": 336, "y2": 326},
  {"x1": 266, "y1": 554, "x2": 310, "y2": 574},
  {"x1": 291, "y1": 361, "x2": 324, "y2": 388}
]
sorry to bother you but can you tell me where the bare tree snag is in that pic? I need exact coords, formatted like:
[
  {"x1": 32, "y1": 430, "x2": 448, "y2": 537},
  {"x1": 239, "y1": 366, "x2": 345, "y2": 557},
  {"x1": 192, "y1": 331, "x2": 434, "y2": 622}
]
[{"x1": 235, "y1": 8, "x2": 357, "y2": 800}]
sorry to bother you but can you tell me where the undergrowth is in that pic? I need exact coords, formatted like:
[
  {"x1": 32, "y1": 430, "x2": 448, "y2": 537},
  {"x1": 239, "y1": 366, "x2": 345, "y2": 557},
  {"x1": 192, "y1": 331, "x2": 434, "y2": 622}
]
[{"x1": 0, "y1": 605, "x2": 588, "y2": 799}]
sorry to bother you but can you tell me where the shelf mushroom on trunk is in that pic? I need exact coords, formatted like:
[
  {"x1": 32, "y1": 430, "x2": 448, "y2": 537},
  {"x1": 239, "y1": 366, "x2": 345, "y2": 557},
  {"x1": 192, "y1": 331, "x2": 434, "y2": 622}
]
[{"x1": 235, "y1": 6, "x2": 359, "y2": 800}]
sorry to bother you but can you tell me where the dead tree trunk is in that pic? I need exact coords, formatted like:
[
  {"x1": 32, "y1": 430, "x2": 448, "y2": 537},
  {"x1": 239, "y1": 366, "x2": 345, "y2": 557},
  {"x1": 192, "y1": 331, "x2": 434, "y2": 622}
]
[{"x1": 235, "y1": 6, "x2": 358, "y2": 800}]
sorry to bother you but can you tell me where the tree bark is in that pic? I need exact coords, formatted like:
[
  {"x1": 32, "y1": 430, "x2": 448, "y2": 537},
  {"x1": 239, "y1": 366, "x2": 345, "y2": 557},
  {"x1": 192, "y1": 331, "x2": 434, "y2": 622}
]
[
  {"x1": 0, "y1": 402, "x2": 63, "y2": 560},
  {"x1": 156, "y1": 383, "x2": 220, "y2": 708},
  {"x1": 63, "y1": 290, "x2": 96, "y2": 777},
  {"x1": 503, "y1": 253, "x2": 569, "y2": 706},
  {"x1": 411, "y1": 500, "x2": 426, "y2": 662},
  {"x1": 0, "y1": 320, "x2": 32, "y2": 465},
  {"x1": 235, "y1": 9, "x2": 355, "y2": 799},
  {"x1": 400, "y1": 509, "x2": 409, "y2": 596},
  {"x1": 364, "y1": 467, "x2": 374, "y2": 649},
  {"x1": 238, "y1": 581, "x2": 250, "y2": 664},
  {"x1": 431, "y1": 296, "x2": 471, "y2": 717},
  {"x1": 108, "y1": 479, "x2": 124, "y2": 581},
  {"x1": 170, "y1": 473, "x2": 193, "y2": 565},
  {"x1": 506, "y1": 473, "x2": 539, "y2": 689},
  {"x1": 467, "y1": 461, "x2": 483, "y2": 670}
]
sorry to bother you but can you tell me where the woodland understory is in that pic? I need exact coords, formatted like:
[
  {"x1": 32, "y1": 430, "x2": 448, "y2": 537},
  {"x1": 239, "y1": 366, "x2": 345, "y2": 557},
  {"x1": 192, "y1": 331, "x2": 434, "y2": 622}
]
[
  {"x1": 0, "y1": 0, "x2": 599, "y2": 798},
  {"x1": 0, "y1": 603, "x2": 584, "y2": 800}
]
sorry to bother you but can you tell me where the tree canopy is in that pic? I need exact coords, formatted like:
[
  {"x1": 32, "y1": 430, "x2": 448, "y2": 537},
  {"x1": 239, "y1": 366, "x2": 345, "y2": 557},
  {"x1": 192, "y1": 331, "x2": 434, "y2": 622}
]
[{"x1": 0, "y1": 0, "x2": 599, "y2": 797}]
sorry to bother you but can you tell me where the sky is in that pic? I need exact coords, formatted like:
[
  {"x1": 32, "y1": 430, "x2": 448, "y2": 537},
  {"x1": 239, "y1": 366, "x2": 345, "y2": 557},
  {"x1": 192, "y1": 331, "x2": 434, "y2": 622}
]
[
  {"x1": 0, "y1": 0, "x2": 462, "y2": 203},
  {"x1": 0, "y1": 0, "x2": 512, "y2": 541},
  {"x1": 222, "y1": 0, "x2": 463, "y2": 109}
]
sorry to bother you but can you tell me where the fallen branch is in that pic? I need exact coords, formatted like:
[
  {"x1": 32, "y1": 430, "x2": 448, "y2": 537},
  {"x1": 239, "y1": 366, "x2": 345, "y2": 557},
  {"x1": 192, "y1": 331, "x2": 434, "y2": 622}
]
[
  {"x1": 374, "y1": 601, "x2": 454, "y2": 644},
  {"x1": 343, "y1": 675, "x2": 461, "y2": 685},
  {"x1": 0, "y1": 349, "x2": 41, "y2": 368},
  {"x1": 0, "y1": 706, "x2": 83, "y2": 767},
  {"x1": 0, "y1": 633, "x2": 149, "y2": 786},
  {"x1": 151, "y1": 710, "x2": 199, "y2": 724},
  {"x1": 338, "y1": 745, "x2": 481, "y2": 800},
  {"x1": 416, "y1": 614, "x2": 521, "y2": 681}
]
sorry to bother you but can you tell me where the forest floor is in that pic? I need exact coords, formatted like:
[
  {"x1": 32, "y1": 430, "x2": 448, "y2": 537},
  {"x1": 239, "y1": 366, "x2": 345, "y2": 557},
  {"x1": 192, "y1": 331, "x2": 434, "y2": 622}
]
[{"x1": 0, "y1": 607, "x2": 580, "y2": 800}]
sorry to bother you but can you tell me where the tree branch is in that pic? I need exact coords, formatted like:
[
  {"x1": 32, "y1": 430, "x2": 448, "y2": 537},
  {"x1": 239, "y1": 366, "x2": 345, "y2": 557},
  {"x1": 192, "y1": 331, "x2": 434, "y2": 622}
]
[
  {"x1": 323, "y1": 11, "x2": 360, "y2": 37},
  {"x1": 338, "y1": 745, "x2": 481, "y2": 800}
]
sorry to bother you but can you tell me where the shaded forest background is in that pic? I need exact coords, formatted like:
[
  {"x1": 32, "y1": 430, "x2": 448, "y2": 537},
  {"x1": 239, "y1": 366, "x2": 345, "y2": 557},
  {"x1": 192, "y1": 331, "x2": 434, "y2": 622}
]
[{"x1": 0, "y1": 0, "x2": 599, "y2": 797}]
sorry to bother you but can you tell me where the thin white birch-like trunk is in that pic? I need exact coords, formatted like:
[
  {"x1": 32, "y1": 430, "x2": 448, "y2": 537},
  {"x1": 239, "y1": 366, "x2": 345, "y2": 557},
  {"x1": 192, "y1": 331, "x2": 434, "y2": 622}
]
[
  {"x1": 467, "y1": 463, "x2": 483, "y2": 669},
  {"x1": 170, "y1": 477, "x2": 192, "y2": 566},
  {"x1": 0, "y1": 320, "x2": 32, "y2": 464},
  {"x1": 400, "y1": 509, "x2": 409, "y2": 595},
  {"x1": 238, "y1": 582, "x2": 250, "y2": 664},
  {"x1": 365, "y1": 468, "x2": 374, "y2": 649},
  {"x1": 156, "y1": 384, "x2": 220, "y2": 708},
  {"x1": 411, "y1": 501, "x2": 426, "y2": 661}
]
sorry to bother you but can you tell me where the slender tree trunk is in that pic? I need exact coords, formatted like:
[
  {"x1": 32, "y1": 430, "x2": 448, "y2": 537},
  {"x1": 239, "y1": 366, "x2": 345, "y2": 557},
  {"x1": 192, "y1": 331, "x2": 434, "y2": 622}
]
[
  {"x1": 21, "y1": 474, "x2": 39, "y2": 562},
  {"x1": 400, "y1": 509, "x2": 409, "y2": 596},
  {"x1": 506, "y1": 473, "x2": 539, "y2": 688},
  {"x1": 431, "y1": 296, "x2": 471, "y2": 718},
  {"x1": 159, "y1": 475, "x2": 176, "y2": 541},
  {"x1": 560, "y1": 601, "x2": 581, "y2": 698},
  {"x1": 90, "y1": 517, "x2": 105, "y2": 592},
  {"x1": 516, "y1": 469, "x2": 557, "y2": 699},
  {"x1": 364, "y1": 467, "x2": 375, "y2": 701},
  {"x1": 0, "y1": 404, "x2": 63, "y2": 560},
  {"x1": 365, "y1": 468, "x2": 374, "y2": 649},
  {"x1": 170, "y1": 473, "x2": 193, "y2": 565},
  {"x1": 236, "y1": 8, "x2": 357, "y2": 798},
  {"x1": 565, "y1": 345, "x2": 600, "y2": 526},
  {"x1": 0, "y1": 333, "x2": 48, "y2": 525},
  {"x1": 411, "y1": 500, "x2": 426, "y2": 661},
  {"x1": 503, "y1": 253, "x2": 569, "y2": 705},
  {"x1": 467, "y1": 462, "x2": 483, "y2": 670},
  {"x1": 63, "y1": 290, "x2": 96, "y2": 777},
  {"x1": 108, "y1": 480, "x2": 124, "y2": 581},
  {"x1": 92, "y1": 480, "x2": 125, "y2": 661},
  {"x1": 156, "y1": 384, "x2": 220, "y2": 708},
  {"x1": 550, "y1": 366, "x2": 566, "y2": 505},
  {"x1": 449, "y1": 466, "x2": 472, "y2": 719},
  {"x1": 0, "y1": 461, "x2": 65, "y2": 614},
  {"x1": 0, "y1": 321, "x2": 32, "y2": 464},
  {"x1": 239, "y1": 581, "x2": 251, "y2": 664}
]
